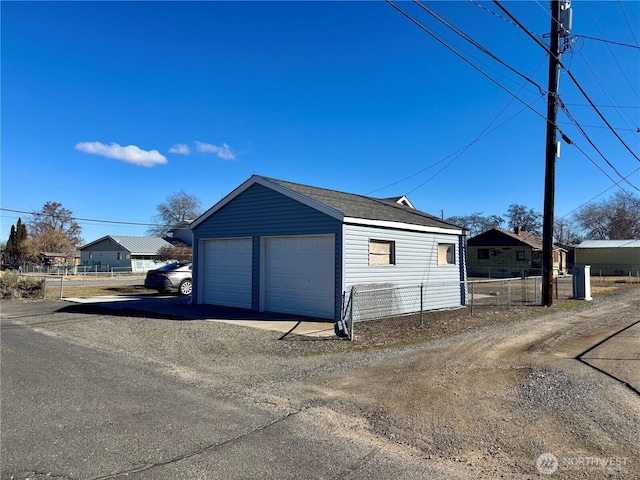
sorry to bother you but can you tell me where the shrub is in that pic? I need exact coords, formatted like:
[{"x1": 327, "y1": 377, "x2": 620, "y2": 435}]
[{"x1": 0, "y1": 272, "x2": 44, "y2": 300}]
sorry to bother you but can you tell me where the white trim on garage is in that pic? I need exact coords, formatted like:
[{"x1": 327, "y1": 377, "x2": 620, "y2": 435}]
[
  {"x1": 260, "y1": 235, "x2": 335, "y2": 319},
  {"x1": 199, "y1": 237, "x2": 252, "y2": 309}
]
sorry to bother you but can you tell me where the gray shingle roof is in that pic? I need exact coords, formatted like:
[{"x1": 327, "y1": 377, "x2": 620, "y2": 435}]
[{"x1": 264, "y1": 177, "x2": 461, "y2": 231}]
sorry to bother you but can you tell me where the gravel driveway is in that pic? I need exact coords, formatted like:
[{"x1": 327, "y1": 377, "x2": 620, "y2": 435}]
[{"x1": 2, "y1": 285, "x2": 638, "y2": 479}]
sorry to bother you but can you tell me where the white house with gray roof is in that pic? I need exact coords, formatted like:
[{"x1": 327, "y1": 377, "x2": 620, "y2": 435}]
[
  {"x1": 190, "y1": 175, "x2": 468, "y2": 321},
  {"x1": 79, "y1": 235, "x2": 172, "y2": 273}
]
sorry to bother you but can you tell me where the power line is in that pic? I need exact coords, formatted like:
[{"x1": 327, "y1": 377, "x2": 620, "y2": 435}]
[
  {"x1": 385, "y1": 0, "x2": 638, "y2": 204},
  {"x1": 384, "y1": 1, "x2": 630, "y2": 197},
  {"x1": 0, "y1": 208, "x2": 156, "y2": 227},
  {"x1": 414, "y1": 0, "x2": 545, "y2": 95},
  {"x1": 557, "y1": 166, "x2": 640, "y2": 219},
  {"x1": 575, "y1": 34, "x2": 640, "y2": 49},
  {"x1": 468, "y1": 0, "x2": 518, "y2": 28},
  {"x1": 583, "y1": 2, "x2": 640, "y2": 101},
  {"x1": 386, "y1": 1, "x2": 550, "y2": 125},
  {"x1": 404, "y1": 94, "x2": 545, "y2": 195},
  {"x1": 556, "y1": 100, "x2": 639, "y2": 192},
  {"x1": 367, "y1": 87, "x2": 546, "y2": 196},
  {"x1": 563, "y1": 103, "x2": 640, "y2": 109},
  {"x1": 556, "y1": 121, "x2": 638, "y2": 133},
  {"x1": 618, "y1": 0, "x2": 639, "y2": 46},
  {"x1": 492, "y1": 0, "x2": 640, "y2": 164},
  {"x1": 576, "y1": 50, "x2": 638, "y2": 130}
]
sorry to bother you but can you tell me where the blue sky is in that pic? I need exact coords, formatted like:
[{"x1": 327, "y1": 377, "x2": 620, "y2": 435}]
[{"x1": 2, "y1": 1, "x2": 638, "y2": 244}]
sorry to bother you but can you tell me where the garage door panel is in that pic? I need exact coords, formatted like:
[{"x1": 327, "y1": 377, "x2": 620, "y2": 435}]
[
  {"x1": 264, "y1": 236, "x2": 335, "y2": 319},
  {"x1": 202, "y1": 238, "x2": 252, "y2": 308}
]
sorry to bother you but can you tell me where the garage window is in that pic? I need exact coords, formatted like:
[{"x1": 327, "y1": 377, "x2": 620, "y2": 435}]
[
  {"x1": 438, "y1": 243, "x2": 456, "y2": 265},
  {"x1": 369, "y1": 239, "x2": 395, "y2": 265}
]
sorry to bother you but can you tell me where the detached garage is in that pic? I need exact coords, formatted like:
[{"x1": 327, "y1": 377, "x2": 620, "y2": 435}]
[
  {"x1": 190, "y1": 175, "x2": 467, "y2": 321},
  {"x1": 201, "y1": 238, "x2": 252, "y2": 308}
]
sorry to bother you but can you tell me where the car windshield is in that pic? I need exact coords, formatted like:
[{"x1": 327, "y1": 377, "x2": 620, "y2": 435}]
[{"x1": 155, "y1": 262, "x2": 190, "y2": 271}]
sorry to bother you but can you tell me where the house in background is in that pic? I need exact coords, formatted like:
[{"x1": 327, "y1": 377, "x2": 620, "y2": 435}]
[
  {"x1": 165, "y1": 221, "x2": 193, "y2": 246},
  {"x1": 555, "y1": 242, "x2": 577, "y2": 272},
  {"x1": 79, "y1": 236, "x2": 172, "y2": 273},
  {"x1": 467, "y1": 228, "x2": 567, "y2": 278},
  {"x1": 189, "y1": 175, "x2": 468, "y2": 322},
  {"x1": 574, "y1": 240, "x2": 640, "y2": 276},
  {"x1": 41, "y1": 251, "x2": 81, "y2": 274}
]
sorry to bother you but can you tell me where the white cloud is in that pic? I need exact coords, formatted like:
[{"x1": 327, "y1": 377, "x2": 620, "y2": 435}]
[
  {"x1": 75, "y1": 141, "x2": 168, "y2": 167},
  {"x1": 169, "y1": 144, "x2": 190, "y2": 155},
  {"x1": 195, "y1": 141, "x2": 236, "y2": 160}
]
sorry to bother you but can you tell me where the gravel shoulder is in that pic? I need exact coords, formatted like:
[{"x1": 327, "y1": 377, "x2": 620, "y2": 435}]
[{"x1": 2, "y1": 284, "x2": 639, "y2": 479}]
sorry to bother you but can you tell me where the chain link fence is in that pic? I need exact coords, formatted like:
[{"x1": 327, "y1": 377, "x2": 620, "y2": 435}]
[
  {"x1": 340, "y1": 276, "x2": 576, "y2": 340},
  {"x1": 590, "y1": 267, "x2": 640, "y2": 279},
  {"x1": 0, "y1": 272, "x2": 146, "y2": 299}
]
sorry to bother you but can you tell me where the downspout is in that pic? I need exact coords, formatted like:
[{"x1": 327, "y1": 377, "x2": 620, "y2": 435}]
[{"x1": 459, "y1": 229, "x2": 469, "y2": 306}]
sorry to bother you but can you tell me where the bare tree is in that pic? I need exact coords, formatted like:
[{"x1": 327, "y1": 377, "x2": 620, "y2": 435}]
[
  {"x1": 27, "y1": 202, "x2": 83, "y2": 252},
  {"x1": 554, "y1": 218, "x2": 582, "y2": 245},
  {"x1": 447, "y1": 212, "x2": 503, "y2": 237},
  {"x1": 505, "y1": 204, "x2": 542, "y2": 236},
  {"x1": 148, "y1": 190, "x2": 202, "y2": 237},
  {"x1": 574, "y1": 192, "x2": 640, "y2": 239},
  {"x1": 155, "y1": 244, "x2": 193, "y2": 262},
  {"x1": 22, "y1": 230, "x2": 75, "y2": 262}
]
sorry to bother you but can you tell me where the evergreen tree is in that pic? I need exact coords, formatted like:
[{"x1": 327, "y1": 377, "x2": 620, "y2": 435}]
[{"x1": 4, "y1": 218, "x2": 28, "y2": 268}]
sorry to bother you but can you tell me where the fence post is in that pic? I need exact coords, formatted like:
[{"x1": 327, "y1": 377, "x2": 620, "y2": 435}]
[
  {"x1": 420, "y1": 284, "x2": 424, "y2": 328},
  {"x1": 555, "y1": 276, "x2": 558, "y2": 300},
  {"x1": 507, "y1": 280, "x2": 511, "y2": 310},
  {"x1": 470, "y1": 281, "x2": 474, "y2": 316},
  {"x1": 348, "y1": 289, "x2": 354, "y2": 341},
  {"x1": 59, "y1": 274, "x2": 64, "y2": 299}
]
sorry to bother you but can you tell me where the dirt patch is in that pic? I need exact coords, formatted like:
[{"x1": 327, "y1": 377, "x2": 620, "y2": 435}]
[
  {"x1": 3, "y1": 279, "x2": 638, "y2": 479},
  {"x1": 271, "y1": 283, "x2": 640, "y2": 478}
]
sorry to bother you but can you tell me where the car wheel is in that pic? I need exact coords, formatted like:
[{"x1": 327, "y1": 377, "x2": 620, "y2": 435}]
[{"x1": 178, "y1": 279, "x2": 192, "y2": 296}]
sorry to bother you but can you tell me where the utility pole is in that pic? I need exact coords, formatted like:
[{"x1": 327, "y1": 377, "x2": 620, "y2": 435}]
[
  {"x1": 542, "y1": 0, "x2": 561, "y2": 307},
  {"x1": 542, "y1": 0, "x2": 571, "y2": 307}
]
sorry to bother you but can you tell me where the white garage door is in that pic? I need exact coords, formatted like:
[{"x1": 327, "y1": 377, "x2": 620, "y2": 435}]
[
  {"x1": 201, "y1": 238, "x2": 252, "y2": 308},
  {"x1": 264, "y1": 235, "x2": 335, "y2": 319}
]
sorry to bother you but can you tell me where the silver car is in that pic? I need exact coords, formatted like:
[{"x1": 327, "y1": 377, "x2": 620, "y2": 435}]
[{"x1": 144, "y1": 262, "x2": 192, "y2": 296}]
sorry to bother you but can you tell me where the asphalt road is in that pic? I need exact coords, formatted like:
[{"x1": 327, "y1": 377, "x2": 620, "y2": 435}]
[
  {"x1": 3, "y1": 291, "x2": 638, "y2": 479},
  {"x1": 0, "y1": 302, "x2": 451, "y2": 480}
]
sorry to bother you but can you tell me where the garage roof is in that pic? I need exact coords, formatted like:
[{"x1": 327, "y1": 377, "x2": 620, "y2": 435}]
[
  {"x1": 578, "y1": 240, "x2": 640, "y2": 248},
  {"x1": 191, "y1": 175, "x2": 465, "y2": 234}
]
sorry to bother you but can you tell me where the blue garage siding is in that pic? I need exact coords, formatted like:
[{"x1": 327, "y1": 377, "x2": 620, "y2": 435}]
[{"x1": 192, "y1": 184, "x2": 343, "y2": 319}]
